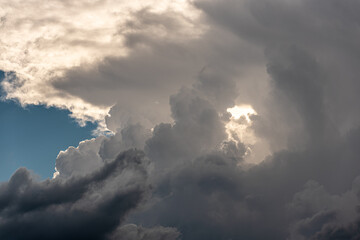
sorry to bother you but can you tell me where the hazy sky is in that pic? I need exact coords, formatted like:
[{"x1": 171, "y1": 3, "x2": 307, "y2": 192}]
[{"x1": 1, "y1": 0, "x2": 360, "y2": 239}]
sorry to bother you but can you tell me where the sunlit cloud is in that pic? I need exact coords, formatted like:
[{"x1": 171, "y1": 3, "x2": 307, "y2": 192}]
[
  {"x1": 0, "y1": 0, "x2": 203, "y2": 129},
  {"x1": 226, "y1": 104, "x2": 257, "y2": 143},
  {"x1": 225, "y1": 104, "x2": 269, "y2": 164}
]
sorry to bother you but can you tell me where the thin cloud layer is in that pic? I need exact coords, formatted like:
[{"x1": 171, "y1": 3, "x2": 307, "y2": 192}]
[{"x1": 1, "y1": 0, "x2": 360, "y2": 239}]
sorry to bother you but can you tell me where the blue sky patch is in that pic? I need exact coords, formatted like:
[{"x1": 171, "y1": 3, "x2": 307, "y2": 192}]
[{"x1": 0, "y1": 71, "x2": 96, "y2": 181}]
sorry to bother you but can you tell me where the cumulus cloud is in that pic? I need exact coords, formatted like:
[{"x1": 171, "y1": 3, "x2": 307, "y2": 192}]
[
  {"x1": 0, "y1": 150, "x2": 152, "y2": 240},
  {"x1": 2, "y1": 0, "x2": 360, "y2": 239}
]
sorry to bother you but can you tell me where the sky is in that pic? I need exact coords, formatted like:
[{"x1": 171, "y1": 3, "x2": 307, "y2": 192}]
[
  {"x1": 1, "y1": 0, "x2": 360, "y2": 239},
  {"x1": 0, "y1": 71, "x2": 96, "y2": 181}
]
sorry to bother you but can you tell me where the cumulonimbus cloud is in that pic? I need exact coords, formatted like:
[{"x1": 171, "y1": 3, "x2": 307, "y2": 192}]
[{"x1": 2, "y1": 0, "x2": 360, "y2": 239}]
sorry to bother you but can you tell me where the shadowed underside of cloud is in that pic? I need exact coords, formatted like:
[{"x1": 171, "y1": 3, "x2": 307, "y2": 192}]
[
  {"x1": 2, "y1": 0, "x2": 360, "y2": 239},
  {"x1": 0, "y1": 150, "x2": 152, "y2": 240}
]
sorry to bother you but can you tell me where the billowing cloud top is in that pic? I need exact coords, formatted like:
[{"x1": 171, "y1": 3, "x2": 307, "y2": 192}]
[{"x1": 2, "y1": 0, "x2": 360, "y2": 239}]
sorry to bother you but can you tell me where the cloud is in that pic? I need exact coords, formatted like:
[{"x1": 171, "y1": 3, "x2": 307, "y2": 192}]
[
  {"x1": 2, "y1": 0, "x2": 360, "y2": 239},
  {"x1": 127, "y1": 27, "x2": 360, "y2": 238},
  {"x1": 109, "y1": 224, "x2": 180, "y2": 240},
  {"x1": 1, "y1": 0, "x2": 267, "y2": 131},
  {"x1": 55, "y1": 136, "x2": 106, "y2": 178},
  {"x1": 0, "y1": 0, "x2": 203, "y2": 127},
  {"x1": 145, "y1": 87, "x2": 228, "y2": 171},
  {"x1": 0, "y1": 149, "x2": 151, "y2": 240},
  {"x1": 196, "y1": 0, "x2": 360, "y2": 134},
  {"x1": 55, "y1": 124, "x2": 152, "y2": 178},
  {"x1": 287, "y1": 177, "x2": 360, "y2": 239}
]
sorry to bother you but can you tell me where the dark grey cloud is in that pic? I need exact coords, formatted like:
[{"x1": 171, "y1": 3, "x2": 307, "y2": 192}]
[
  {"x1": 132, "y1": 153, "x2": 248, "y2": 240},
  {"x1": 0, "y1": 150, "x2": 152, "y2": 240},
  {"x1": 110, "y1": 224, "x2": 180, "y2": 240},
  {"x1": 196, "y1": 0, "x2": 360, "y2": 134},
  {"x1": 310, "y1": 219, "x2": 360, "y2": 240},
  {"x1": 127, "y1": 30, "x2": 360, "y2": 239},
  {"x1": 145, "y1": 87, "x2": 228, "y2": 172},
  {"x1": 100, "y1": 124, "x2": 152, "y2": 162}
]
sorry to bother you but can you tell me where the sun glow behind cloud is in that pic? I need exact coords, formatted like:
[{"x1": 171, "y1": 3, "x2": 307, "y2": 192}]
[
  {"x1": 226, "y1": 105, "x2": 257, "y2": 143},
  {"x1": 227, "y1": 105, "x2": 256, "y2": 122},
  {"x1": 225, "y1": 105, "x2": 269, "y2": 164}
]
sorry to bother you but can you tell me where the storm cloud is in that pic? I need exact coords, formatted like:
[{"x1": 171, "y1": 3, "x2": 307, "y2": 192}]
[
  {"x1": 2, "y1": 0, "x2": 360, "y2": 239},
  {"x1": 0, "y1": 150, "x2": 151, "y2": 240}
]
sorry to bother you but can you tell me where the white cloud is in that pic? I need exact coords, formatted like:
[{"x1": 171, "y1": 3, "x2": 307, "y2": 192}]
[{"x1": 0, "y1": 0, "x2": 202, "y2": 128}]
